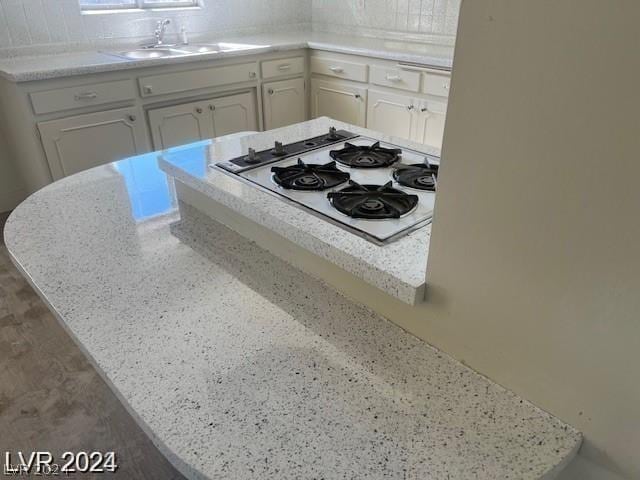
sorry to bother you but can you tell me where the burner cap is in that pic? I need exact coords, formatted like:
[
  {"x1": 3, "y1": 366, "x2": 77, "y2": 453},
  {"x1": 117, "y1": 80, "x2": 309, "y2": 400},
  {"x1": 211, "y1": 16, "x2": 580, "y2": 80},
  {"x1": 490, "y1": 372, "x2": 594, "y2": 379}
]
[
  {"x1": 327, "y1": 181, "x2": 419, "y2": 219},
  {"x1": 393, "y1": 163, "x2": 439, "y2": 191},
  {"x1": 271, "y1": 159, "x2": 350, "y2": 191},
  {"x1": 329, "y1": 142, "x2": 401, "y2": 168}
]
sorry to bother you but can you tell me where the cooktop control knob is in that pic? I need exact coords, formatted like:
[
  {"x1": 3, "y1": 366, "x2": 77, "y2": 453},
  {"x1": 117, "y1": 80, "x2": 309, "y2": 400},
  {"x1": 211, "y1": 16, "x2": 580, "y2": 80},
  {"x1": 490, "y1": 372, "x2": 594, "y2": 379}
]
[
  {"x1": 272, "y1": 141, "x2": 287, "y2": 156},
  {"x1": 245, "y1": 148, "x2": 260, "y2": 164},
  {"x1": 327, "y1": 127, "x2": 340, "y2": 140}
]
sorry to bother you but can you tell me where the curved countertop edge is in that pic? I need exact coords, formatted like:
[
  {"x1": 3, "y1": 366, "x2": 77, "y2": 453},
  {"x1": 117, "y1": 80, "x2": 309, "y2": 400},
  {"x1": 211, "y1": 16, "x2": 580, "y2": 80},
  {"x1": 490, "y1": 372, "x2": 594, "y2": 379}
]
[
  {"x1": 3, "y1": 162, "x2": 582, "y2": 480},
  {"x1": 0, "y1": 32, "x2": 455, "y2": 82},
  {"x1": 3, "y1": 237, "x2": 211, "y2": 480}
]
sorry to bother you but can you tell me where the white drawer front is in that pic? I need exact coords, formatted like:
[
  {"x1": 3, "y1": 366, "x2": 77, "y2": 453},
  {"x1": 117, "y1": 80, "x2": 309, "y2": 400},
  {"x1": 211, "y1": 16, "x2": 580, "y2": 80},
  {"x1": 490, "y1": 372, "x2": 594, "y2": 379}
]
[
  {"x1": 423, "y1": 72, "x2": 451, "y2": 97},
  {"x1": 30, "y1": 80, "x2": 136, "y2": 115},
  {"x1": 370, "y1": 65, "x2": 421, "y2": 92},
  {"x1": 310, "y1": 57, "x2": 368, "y2": 83},
  {"x1": 261, "y1": 57, "x2": 305, "y2": 79},
  {"x1": 139, "y1": 62, "x2": 258, "y2": 97}
]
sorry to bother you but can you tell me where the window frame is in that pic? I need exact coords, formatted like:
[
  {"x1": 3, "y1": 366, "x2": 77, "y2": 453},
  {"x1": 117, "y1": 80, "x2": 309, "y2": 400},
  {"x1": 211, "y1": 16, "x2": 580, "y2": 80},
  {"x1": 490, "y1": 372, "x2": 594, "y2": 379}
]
[{"x1": 79, "y1": 0, "x2": 198, "y2": 11}]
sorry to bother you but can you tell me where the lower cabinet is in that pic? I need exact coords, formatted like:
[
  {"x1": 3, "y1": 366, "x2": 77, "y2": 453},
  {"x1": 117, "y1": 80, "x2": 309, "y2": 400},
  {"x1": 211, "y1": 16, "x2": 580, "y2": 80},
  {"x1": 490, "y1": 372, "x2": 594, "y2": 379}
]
[
  {"x1": 310, "y1": 79, "x2": 366, "y2": 127},
  {"x1": 38, "y1": 106, "x2": 150, "y2": 180},
  {"x1": 148, "y1": 91, "x2": 258, "y2": 150},
  {"x1": 262, "y1": 77, "x2": 306, "y2": 130},
  {"x1": 367, "y1": 89, "x2": 418, "y2": 141},
  {"x1": 413, "y1": 98, "x2": 448, "y2": 149},
  {"x1": 366, "y1": 89, "x2": 448, "y2": 150}
]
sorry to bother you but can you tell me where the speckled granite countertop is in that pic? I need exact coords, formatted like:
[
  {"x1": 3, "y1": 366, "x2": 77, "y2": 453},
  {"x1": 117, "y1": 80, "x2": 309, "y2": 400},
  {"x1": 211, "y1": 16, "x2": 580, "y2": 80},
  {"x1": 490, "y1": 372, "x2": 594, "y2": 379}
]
[
  {"x1": 0, "y1": 31, "x2": 454, "y2": 82},
  {"x1": 4, "y1": 143, "x2": 581, "y2": 479},
  {"x1": 159, "y1": 118, "x2": 433, "y2": 305}
]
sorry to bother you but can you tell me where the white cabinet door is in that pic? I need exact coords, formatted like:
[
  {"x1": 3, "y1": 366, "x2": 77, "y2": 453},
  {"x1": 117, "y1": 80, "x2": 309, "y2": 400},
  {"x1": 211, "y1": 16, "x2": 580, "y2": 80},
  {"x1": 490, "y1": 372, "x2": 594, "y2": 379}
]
[
  {"x1": 38, "y1": 106, "x2": 150, "y2": 179},
  {"x1": 414, "y1": 98, "x2": 448, "y2": 150},
  {"x1": 366, "y1": 89, "x2": 417, "y2": 141},
  {"x1": 148, "y1": 98, "x2": 213, "y2": 150},
  {"x1": 310, "y1": 79, "x2": 366, "y2": 127},
  {"x1": 262, "y1": 78, "x2": 306, "y2": 130},
  {"x1": 208, "y1": 91, "x2": 258, "y2": 137}
]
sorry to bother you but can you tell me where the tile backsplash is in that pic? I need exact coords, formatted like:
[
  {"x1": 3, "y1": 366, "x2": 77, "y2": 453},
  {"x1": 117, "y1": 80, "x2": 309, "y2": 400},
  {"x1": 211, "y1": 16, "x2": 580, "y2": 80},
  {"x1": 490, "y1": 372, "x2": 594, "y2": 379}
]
[
  {"x1": 0, "y1": 0, "x2": 460, "y2": 56},
  {"x1": 0, "y1": 0, "x2": 312, "y2": 54}
]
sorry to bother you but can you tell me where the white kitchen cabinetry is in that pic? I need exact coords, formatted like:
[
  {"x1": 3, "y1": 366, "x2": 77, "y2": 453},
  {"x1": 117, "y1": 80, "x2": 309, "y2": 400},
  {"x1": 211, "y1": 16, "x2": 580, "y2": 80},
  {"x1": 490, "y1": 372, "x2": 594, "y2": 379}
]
[
  {"x1": 262, "y1": 78, "x2": 306, "y2": 130},
  {"x1": 414, "y1": 98, "x2": 448, "y2": 150},
  {"x1": 148, "y1": 91, "x2": 257, "y2": 149},
  {"x1": 366, "y1": 89, "x2": 418, "y2": 141},
  {"x1": 38, "y1": 106, "x2": 149, "y2": 179},
  {"x1": 310, "y1": 79, "x2": 367, "y2": 127},
  {"x1": 366, "y1": 89, "x2": 448, "y2": 150}
]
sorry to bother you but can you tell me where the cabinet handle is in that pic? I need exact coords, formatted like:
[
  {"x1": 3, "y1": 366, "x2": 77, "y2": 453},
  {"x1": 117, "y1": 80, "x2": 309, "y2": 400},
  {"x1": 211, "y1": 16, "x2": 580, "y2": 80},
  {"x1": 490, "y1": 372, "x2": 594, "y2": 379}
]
[
  {"x1": 386, "y1": 74, "x2": 402, "y2": 82},
  {"x1": 354, "y1": 94, "x2": 361, "y2": 100},
  {"x1": 143, "y1": 85, "x2": 153, "y2": 94},
  {"x1": 329, "y1": 66, "x2": 344, "y2": 73},
  {"x1": 407, "y1": 105, "x2": 415, "y2": 111},
  {"x1": 74, "y1": 92, "x2": 98, "y2": 101},
  {"x1": 278, "y1": 64, "x2": 291, "y2": 71},
  {"x1": 443, "y1": 83, "x2": 450, "y2": 90},
  {"x1": 128, "y1": 114, "x2": 136, "y2": 122},
  {"x1": 249, "y1": 71, "x2": 257, "y2": 79},
  {"x1": 195, "y1": 107, "x2": 203, "y2": 114},
  {"x1": 421, "y1": 107, "x2": 428, "y2": 113},
  {"x1": 268, "y1": 88, "x2": 275, "y2": 95},
  {"x1": 209, "y1": 104, "x2": 215, "y2": 111}
]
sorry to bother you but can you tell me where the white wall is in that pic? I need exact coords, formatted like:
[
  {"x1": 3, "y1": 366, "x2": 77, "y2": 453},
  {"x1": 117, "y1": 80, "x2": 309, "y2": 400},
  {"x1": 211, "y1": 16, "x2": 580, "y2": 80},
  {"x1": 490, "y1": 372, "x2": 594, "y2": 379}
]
[
  {"x1": 0, "y1": 0, "x2": 311, "y2": 55},
  {"x1": 421, "y1": 0, "x2": 640, "y2": 478},
  {"x1": 312, "y1": 0, "x2": 461, "y2": 42}
]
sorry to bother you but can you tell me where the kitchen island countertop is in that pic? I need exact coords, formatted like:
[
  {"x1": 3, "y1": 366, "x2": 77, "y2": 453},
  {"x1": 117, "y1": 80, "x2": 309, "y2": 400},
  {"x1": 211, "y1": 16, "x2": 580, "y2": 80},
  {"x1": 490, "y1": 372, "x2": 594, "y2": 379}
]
[{"x1": 4, "y1": 146, "x2": 581, "y2": 479}]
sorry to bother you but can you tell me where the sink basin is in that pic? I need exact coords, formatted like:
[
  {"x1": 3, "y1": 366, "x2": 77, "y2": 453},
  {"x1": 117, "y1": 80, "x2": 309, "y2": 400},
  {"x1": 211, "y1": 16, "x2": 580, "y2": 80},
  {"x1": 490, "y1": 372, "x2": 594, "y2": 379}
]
[
  {"x1": 109, "y1": 43, "x2": 264, "y2": 61},
  {"x1": 116, "y1": 49, "x2": 178, "y2": 60}
]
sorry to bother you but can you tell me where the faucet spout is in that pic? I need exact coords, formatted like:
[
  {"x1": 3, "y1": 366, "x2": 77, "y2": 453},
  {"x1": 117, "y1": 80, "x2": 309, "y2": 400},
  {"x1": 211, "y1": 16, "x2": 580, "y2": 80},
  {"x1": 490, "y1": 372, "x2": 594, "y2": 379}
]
[{"x1": 154, "y1": 19, "x2": 171, "y2": 46}]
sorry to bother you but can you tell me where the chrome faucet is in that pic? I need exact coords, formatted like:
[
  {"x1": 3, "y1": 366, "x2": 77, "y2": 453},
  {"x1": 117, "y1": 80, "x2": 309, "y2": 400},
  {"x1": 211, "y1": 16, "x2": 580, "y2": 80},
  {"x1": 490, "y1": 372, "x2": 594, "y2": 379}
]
[{"x1": 153, "y1": 19, "x2": 171, "y2": 46}]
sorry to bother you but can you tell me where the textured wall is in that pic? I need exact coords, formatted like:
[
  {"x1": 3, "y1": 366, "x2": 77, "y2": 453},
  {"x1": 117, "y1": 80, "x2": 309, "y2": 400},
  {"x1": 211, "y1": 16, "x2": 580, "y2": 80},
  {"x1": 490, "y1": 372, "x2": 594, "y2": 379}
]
[
  {"x1": 0, "y1": 0, "x2": 311, "y2": 53},
  {"x1": 312, "y1": 0, "x2": 461, "y2": 40}
]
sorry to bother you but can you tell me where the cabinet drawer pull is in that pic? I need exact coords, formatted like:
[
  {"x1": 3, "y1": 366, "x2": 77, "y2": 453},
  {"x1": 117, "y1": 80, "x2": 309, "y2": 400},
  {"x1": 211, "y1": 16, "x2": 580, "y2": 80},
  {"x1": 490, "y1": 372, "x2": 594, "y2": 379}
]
[
  {"x1": 354, "y1": 94, "x2": 362, "y2": 100},
  {"x1": 268, "y1": 88, "x2": 275, "y2": 95},
  {"x1": 195, "y1": 107, "x2": 203, "y2": 114},
  {"x1": 209, "y1": 104, "x2": 215, "y2": 111},
  {"x1": 278, "y1": 64, "x2": 291, "y2": 71},
  {"x1": 74, "y1": 92, "x2": 98, "y2": 101},
  {"x1": 386, "y1": 74, "x2": 402, "y2": 82},
  {"x1": 143, "y1": 85, "x2": 153, "y2": 94},
  {"x1": 407, "y1": 105, "x2": 415, "y2": 111},
  {"x1": 421, "y1": 107, "x2": 428, "y2": 113},
  {"x1": 443, "y1": 83, "x2": 450, "y2": 90},
  {"x1": 128, "y1": 114, "x2": 136, "y2": 122},
  {"x1": 329, "y1": 66, "x2": 344, "y2": 73},
  {"x1": 249, "y1": 71, "x2": 257, "y2": 79}
]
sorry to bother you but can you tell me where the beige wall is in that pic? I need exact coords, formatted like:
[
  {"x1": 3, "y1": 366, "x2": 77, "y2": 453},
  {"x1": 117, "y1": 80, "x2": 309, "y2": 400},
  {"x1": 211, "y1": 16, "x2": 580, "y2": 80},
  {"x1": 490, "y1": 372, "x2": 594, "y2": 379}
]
[{"x1": 415, "y1": 0, "x2": 639, "y2": 478}]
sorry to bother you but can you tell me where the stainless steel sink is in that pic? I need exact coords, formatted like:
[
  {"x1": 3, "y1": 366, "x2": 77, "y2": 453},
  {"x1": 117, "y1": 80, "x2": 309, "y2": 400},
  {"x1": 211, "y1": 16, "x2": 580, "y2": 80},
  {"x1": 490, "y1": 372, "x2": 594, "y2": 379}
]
[{"x1": 108, "y1": 43, "x2": 263, "y2": 61}]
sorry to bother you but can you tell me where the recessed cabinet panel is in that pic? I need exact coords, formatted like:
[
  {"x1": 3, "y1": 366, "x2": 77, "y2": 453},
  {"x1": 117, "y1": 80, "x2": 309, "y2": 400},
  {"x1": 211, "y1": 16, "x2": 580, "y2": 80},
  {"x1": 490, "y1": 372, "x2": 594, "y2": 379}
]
[
  {"x1": 414, "y1": 99, "x2": 448, "y2": 150},
  {"x1": 148, "y1": 92, "x2": 258, "y2": 150},
  {"x1": 261, "y1": 57, "x2": 305, "y2": 79},
  {"x1": 38, "y1": 106, "x2": 150, "y2": 179},
  {"x1": 366, "y1": 89, "x2": 417, "y2": 140},
  {"x1": 262, "y1": 78, "x2": 306, "y2": 130},
  {"x1": 148, "y1": 99, "x2": 212, "y2": 150},
  {"x1": 208, "y1": 91, "x2": 258, "y2": 137},
  {"x1": 310, "y1": 79, "x2": 366, "y2": 127}
]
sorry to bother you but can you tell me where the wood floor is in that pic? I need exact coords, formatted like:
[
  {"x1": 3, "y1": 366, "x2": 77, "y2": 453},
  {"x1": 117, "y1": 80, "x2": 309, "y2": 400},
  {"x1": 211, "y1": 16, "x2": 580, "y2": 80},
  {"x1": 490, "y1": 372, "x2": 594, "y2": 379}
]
[{"x1": 0, "y1": 212, "x2": 184, "y2": 479}]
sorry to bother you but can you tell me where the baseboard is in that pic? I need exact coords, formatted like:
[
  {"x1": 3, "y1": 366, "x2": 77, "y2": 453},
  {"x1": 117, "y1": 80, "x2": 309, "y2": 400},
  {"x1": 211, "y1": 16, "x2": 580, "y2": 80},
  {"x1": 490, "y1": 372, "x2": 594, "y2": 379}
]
[{"x1": 0, "y1": 188, "x2": 26, "y2": 214}]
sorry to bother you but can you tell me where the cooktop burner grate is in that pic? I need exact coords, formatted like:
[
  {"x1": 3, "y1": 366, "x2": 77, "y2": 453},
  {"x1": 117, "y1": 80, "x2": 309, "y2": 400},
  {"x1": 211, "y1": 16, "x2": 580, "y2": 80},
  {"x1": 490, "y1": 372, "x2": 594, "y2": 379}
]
[
  {"x1": 393, "y1": 163, "x2": 439, "y2": 191},
  {"x1": 271, "y1": 160, "x2": 350, "y2": 191},
  {"x1": 329, "y1": 141, "x2": 401, "y2": 168},
  {"x1": 327, "y1": 181, "x2": 419, "y2": 219}
]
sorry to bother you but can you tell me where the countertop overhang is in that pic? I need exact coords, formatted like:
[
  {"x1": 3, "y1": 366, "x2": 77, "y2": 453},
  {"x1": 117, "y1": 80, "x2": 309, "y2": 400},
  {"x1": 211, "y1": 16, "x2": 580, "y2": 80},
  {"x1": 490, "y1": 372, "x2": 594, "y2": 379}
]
[{"x1": 0, "y1": 31, "x2": 455, "y2": 82}]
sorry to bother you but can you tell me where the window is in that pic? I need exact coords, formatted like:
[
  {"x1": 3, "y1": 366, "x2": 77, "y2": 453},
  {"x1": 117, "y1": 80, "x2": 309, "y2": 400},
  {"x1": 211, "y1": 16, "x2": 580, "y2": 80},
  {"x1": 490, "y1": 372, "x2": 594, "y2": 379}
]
[{"x1": 80, "y1": 0, "x2": 198, "y2": 10}]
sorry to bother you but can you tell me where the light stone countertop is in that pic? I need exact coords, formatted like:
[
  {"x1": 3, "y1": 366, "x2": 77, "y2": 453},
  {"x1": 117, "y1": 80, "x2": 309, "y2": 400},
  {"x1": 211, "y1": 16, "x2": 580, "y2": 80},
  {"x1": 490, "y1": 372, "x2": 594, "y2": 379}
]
[
  {"x1": 0, "y1": 31, "x2": 455, "y2": 82},
  {"x1": 159, "y1": 118, "x2": 434, "y2": 305},
  {"x1": 4, "y1": 136, "x2": 581, "y2": 480}
]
